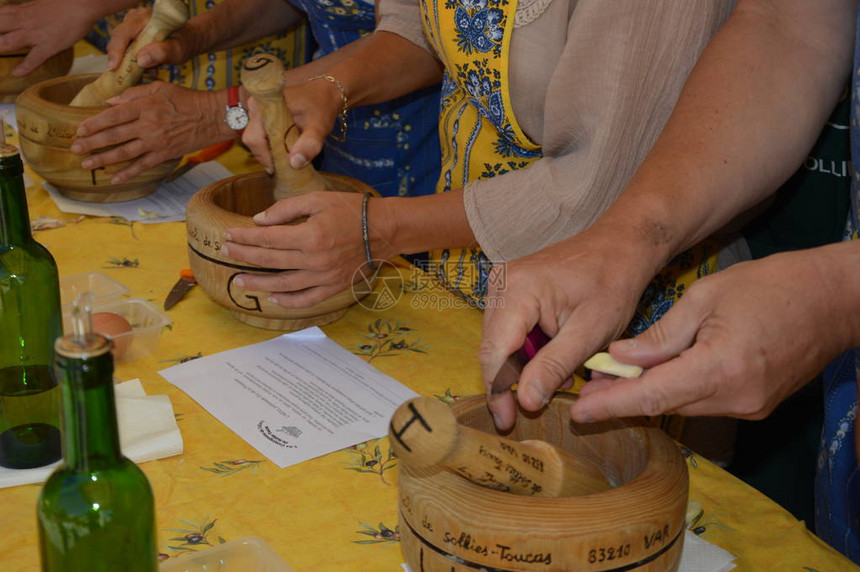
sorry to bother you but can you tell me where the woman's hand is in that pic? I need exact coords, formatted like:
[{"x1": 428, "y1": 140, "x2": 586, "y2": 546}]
[
  {"x1": 0, "y1": 0, "x2": 102, "y2": 76},
  {"x1": 71, "y1": 81, "x2": 234, "y2": 184},
  {"x1": 223, "y1": 191, "x2": 394, "y2": 308},
  {"x1": 242, "y1": 79, "x2": 343, "y2": 173},
  {"x1": 106, "y1": 6, "x2": 195, "y2": 70},
  {"x1": 479, "y1": 227, "x2": 657, "y2": 431},
  {"x1": 569, "y1": 245, "x2": 860, "y2": 423}
]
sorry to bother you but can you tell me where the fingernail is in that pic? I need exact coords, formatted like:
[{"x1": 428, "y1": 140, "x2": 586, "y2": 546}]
[
  {"x1": 491, "y1": 411, "x2": 503, "y2": 428},
  {"x1": 253, "y1": 211, "x2": 266, "y2": 223},
  {"x1": 290, "y1": 153, "x2": 307, "y2": 169},
  {"x1": 137, "y1": 53, "x2": 152, "y2": 68},
  {"x1": 264, "y1": 166, "x2": 274, "y2": 175},
  {"x1": 71, "y1": 143, "x2": 83, "y2": 154},
  {"x1": 81, "y1": 158, "x2": 93, "y2": 169},
  {"x1": 233, "y1": 276, "x2": 244, "y2": 288},
  {"x1": 223, "y1": 231, "x2": 232, "y2": 241},
  {"x1": 106, "y1": 96, "x2": 119, "y2": 105},
  {"x1": 573, "y1": 410, "x2": 593, "y2": 423},
  {"x1": 524, "y1": 383, "x2": 548, "y2": 409},
  {"x1": 220, "y1": 244, "x2": 229, "y2": 257},
  {"x1": 616, "y1": 338, "x2": 637, "y2": 350},
  {"x1": 267, "y1": 296, "x2": 279, "y2": 306}
]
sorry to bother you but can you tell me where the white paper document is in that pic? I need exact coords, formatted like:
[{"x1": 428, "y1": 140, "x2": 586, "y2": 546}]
[
  {"x1": 42, "y1": 160, "x2": 233, "y2": 223},
  {"x1": 159, "y1": 327, "x2": 419, "y2": 468}
]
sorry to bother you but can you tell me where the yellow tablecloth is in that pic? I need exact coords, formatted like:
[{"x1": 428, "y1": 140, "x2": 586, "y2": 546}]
[{"x1": 1, "y1": 108, "x2": 857, "y2": 572}]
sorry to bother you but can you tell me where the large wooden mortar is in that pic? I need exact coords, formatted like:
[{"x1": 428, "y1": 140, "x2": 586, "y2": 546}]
[
  {"x1": 186, "y1": 171, "x2": 377, "y2": 330},
  {"x1": 15, "y1": 73, "x2": 180, "y2": 202},
  {"x1": 0, "y1": 47, "x2": 72, "y2": 103},
  {"x1": 185, "y1": 53, "x2": 377, "y2": 330},
  {"x1": 396, "y1": 393, "x2": 689, "y2": 572}
]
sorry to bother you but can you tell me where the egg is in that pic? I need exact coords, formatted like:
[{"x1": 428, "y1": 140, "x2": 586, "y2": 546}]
[{"x1": 92, "y1": 311, "x2": 133, "y2": 360}]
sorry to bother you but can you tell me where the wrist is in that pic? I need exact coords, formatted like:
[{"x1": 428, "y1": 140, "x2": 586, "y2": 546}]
[{"x1": 367, "y1": 197, "x2": 402, "y2": 261}]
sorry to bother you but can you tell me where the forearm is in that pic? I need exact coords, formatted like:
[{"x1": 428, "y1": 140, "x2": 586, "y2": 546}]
[
  {"x1": 591, "y1": 0, "x2": 854, "y2": 278},
  {"x1": 315, "y1": 31, "x2": 442, "y2": 109},
  {"x1": 809, "y1": 240, "x2": 860, "y2": 350},
  {"x1": 371, "y1": 190, "x2": 477, "y2": 258},
  {"x1": 180, "y1": 0, "x2": 304, "y2": 57}
]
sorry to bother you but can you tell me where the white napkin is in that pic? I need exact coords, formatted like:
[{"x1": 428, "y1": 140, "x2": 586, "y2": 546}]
[
  {"x1": 401, "y1": 531, "x2": 735, "y2": 572},
  {"x1": 0, "y1": 379, "x2": 183, "y2": 489}
]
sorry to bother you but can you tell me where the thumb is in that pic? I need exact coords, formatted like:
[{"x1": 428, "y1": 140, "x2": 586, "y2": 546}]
[
  {"x1": 253, "y1": 193, "x2": 319, "y2": 226},
  {"x1": 136, "y1": 40, "x2": 183, "y2": 69},
  {"x1": 609, "y1": 296, "x2": 703, "y2": 369},
  {"x1": 288, "y1": 127, "x2": 325, "y2": 170}
]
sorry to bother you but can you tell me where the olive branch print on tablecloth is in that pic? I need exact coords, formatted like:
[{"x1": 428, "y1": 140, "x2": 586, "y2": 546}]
[
  {"x1": 342, "y1": 440, "x2": 397, "y2": 485},
  {"x1": 163, "y1": 517, "x2": 226, "y2": 558},
  {"x1": 352, "y1": 319, "x2": 429, "y2": 361},
  {"x1": 353, "y1": 521, "x2": 400, "y2": 544}
]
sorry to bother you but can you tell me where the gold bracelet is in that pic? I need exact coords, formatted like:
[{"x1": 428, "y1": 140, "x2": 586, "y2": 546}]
[{"x1": 307, "y1": 74, "x2": 348, "y2": 142}]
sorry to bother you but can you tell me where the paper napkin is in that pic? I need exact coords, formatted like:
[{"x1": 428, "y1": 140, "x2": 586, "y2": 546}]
[{"x1": 0, "y1": 379, "x2": 183, "y2": 489}]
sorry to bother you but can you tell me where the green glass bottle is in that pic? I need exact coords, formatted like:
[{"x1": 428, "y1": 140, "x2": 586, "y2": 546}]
[
  {"x1": 37, "y1": 306, "x2": 157, "y2": 571},
  {"x1": 0, "y1": 133, "x2": 62, "y2": 469}
]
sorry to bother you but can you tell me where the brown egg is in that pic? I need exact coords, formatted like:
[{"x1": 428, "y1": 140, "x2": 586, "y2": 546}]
[{"x1": 92, "y1": 311, "x2": 133, "y2": 360}]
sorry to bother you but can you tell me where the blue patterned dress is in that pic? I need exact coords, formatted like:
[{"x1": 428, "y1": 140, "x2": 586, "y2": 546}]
[
  {"x1": 814, "y1": 14, "x2": 860, "y2": 562},
  {"x1": 289, "y1": 0, "x2": 441, "y2": 197}
]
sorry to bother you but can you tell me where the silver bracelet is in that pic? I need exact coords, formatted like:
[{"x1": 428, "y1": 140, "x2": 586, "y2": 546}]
[{"x1": 361, "y1": 192, "x2": 376, "y2": 271}]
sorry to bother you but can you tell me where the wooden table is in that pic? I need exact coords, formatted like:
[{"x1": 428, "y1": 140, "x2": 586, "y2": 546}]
[{"x1": 0, "y1": 113, "x2": 857, "y2": 572}]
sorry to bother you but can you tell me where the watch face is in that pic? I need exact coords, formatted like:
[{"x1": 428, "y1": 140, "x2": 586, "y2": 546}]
[{"x1": 225, "y1": 105, "x2": 249, "y2": 130}]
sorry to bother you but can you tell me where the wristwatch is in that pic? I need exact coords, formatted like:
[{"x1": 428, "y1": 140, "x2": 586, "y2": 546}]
[{"x1": 224, "y1": 86, "x2": 248, "y2": 132}]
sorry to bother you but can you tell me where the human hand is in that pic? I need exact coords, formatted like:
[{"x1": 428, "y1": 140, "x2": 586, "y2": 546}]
[
  {"x1": 72, "y1": 81, "x2": 233, "y2": 184},
  {"x1": 479, "y1": 229, "x2": 657, "y2": 431},
  {"x1": 223, "y1": 191, "x2": 388, "y2": 308},
  {"x1": 106, "y1": 6, "x2": 195, "y2": 71},
  {"x1": 0, "y1": 0, "x2": 96, "y2": 76},
  {"x1": 569, "y1": 248, "x2": 855, "y2": 423},
  {"x1": 242, "y1": 79, "x2": 342, "y2": 173}
]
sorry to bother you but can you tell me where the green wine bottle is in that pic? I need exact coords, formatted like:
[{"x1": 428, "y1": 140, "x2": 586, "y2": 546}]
[
  {"x1": 0, "y1": 132, "x2": 62, "y2": 469},
  {"x1": 38, "y1": 306, "x2": 157, "y2": 571}
]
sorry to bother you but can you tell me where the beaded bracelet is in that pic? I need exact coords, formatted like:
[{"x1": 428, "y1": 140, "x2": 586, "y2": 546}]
[
  {"x1": 307, "y1": 74, "x2": 348, "y2": 142},
  {"x1": 361, "y1": 192, "x2": 376, "y2": 271}
]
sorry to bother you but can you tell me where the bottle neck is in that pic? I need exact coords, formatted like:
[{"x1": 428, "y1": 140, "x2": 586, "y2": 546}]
[
  {"x1": 54, "y1": 341, "x2": 122, "y2": 469},
  {"x1": 0, "y1": 152, "x2": 32, "y2": 246}
]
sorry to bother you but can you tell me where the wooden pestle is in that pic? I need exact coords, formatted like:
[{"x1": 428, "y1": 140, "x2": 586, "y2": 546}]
[
  {"x1": 389, "y1": 396, "x2": 611, "y2": 497},
  {"x1": 69, "y1": 0, "x2": 189, "y2": 107},
  {"x1": 240, "y1": 53, "x2": 328, "y2": 201}
]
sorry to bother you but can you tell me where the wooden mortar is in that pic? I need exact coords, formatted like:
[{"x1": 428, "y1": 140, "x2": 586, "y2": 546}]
[
  {"x1": 185, "y1": 53, "x2": 376, "y2": 330},
  {"x1": 16, "y1": 73, "x2": 180, "y2": 202},
  {"x1": 0, "y1": 47, "x2": 72, "y2": 103},
  {"x1": 395, "y1": 393, "x2": 689, "y2": 572}
]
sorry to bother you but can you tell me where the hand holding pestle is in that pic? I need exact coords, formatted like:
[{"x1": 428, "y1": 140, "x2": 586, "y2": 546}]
[
  {"x1": 389, "y1": 396, "x2": 611, "y2": 497},
  {"x1": 69, "y1": 0, "x2": 189, "y2": 107},
  {"x1": 240, "y1": 53, "x2": 328, "y2": 201}
]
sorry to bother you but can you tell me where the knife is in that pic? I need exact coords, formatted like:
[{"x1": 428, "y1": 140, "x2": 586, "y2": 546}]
[
  {"x1": 165, "y1": 140, "x2": 234, "y2": 182},
  {"x1": 164, "y1": 269, "x2": 197, "y2": 310},
  {"x1": 490, "y1": 326, "x2": 550, "y2": 394}
]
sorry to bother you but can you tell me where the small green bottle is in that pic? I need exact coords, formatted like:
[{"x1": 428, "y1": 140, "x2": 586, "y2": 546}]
[
  {"x1": 0, "y1": 130, "x2": 62, "y2": 469},
  {"x1": 37, "y1": 302, "x2": 157, "y2": 571}
]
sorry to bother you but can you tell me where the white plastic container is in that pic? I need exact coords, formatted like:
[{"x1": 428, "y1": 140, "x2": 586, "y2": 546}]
[
  {"x1": 159, "y1": 536, "x2": 294, "y2": 572},
  {"x1": 62, "y1": 297, "x2": 172, "y2": 363},
  {"x1": 59, "y1": 271, "x2": 129, "y2": 309}
]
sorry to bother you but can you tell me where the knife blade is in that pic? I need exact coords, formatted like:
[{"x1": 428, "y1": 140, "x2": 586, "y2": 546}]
[
  {"x1": 163, "y1": 269, "x2": 197, "y2": 310},
  {"x1": 490, "y1": 326, "x2": 551, "y2": 394},
  {"x1": 165, "y1": 140, "x2": 235, "y2": 182}
]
